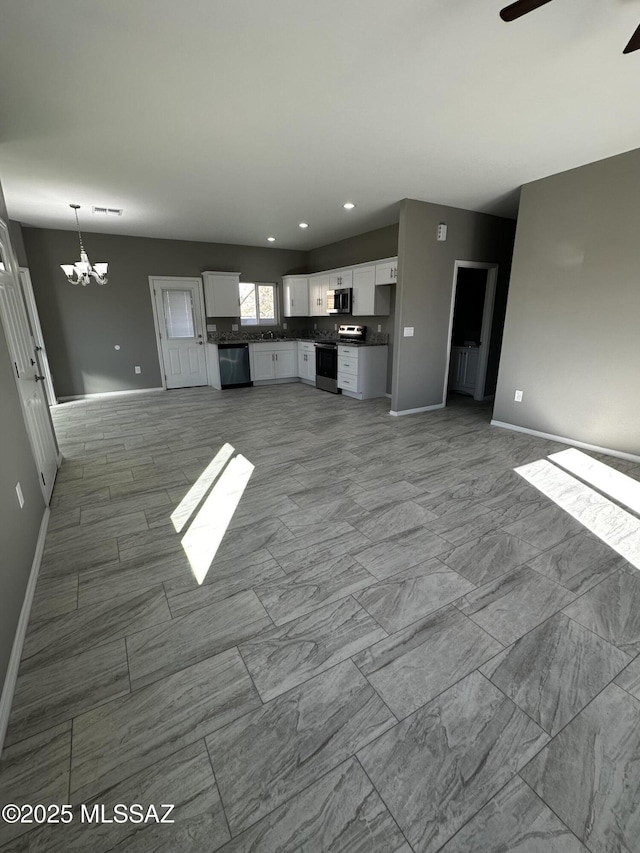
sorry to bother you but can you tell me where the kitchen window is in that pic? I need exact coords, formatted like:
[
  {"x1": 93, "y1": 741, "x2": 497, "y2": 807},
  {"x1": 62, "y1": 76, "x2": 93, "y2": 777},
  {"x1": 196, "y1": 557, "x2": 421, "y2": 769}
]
[{"x1": 240, "y1": 282, "x2": 278, "y2": 326}]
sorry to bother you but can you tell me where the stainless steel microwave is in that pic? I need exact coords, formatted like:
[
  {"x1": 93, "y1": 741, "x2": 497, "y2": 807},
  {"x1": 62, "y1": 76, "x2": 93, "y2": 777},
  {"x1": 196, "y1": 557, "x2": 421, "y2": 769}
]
[{"x1": 326, "y1": 288, "x2": 352, "y2": 314}]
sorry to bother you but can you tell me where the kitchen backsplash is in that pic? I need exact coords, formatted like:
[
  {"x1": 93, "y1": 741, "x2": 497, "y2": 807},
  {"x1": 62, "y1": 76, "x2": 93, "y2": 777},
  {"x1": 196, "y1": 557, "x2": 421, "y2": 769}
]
[{"x1": 207, "y1": 328, "x2": 389, "y2": 344}]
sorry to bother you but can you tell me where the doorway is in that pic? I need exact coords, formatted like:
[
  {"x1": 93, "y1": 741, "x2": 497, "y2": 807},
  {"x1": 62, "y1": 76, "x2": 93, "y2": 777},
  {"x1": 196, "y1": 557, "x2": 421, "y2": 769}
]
[
  {"x1": 445, "y1": 261, "x2": 497, "y2": 402},
  {"x1": 0, "y1": 219, "x2": 59, "y2": 503},
  {"x1": 149, "y1": 277, "x2": 208, "y2": 389}
]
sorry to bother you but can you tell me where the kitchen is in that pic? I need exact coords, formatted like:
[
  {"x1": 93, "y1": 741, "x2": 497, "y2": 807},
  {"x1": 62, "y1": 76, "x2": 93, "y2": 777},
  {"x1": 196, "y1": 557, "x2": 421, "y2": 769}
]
[
  {"x1": 196, "y1": 256, "x2": 396, "y2": 400},
  {"x1": 21, "y1": 200, "x2": 514, "y2": 415}
]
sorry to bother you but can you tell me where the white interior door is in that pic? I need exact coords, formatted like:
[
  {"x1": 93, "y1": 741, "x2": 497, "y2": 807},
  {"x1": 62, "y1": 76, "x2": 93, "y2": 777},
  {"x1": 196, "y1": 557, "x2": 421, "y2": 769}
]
[
  {"x1": 150, "y1": 277, "x2": 208, "y2": 389},
  {"x1": 19, "y1": 268, "x2": 56, "y2": 405},
  {"x1": 0, "y1": 219, "x2": 58, "y2": 502}
]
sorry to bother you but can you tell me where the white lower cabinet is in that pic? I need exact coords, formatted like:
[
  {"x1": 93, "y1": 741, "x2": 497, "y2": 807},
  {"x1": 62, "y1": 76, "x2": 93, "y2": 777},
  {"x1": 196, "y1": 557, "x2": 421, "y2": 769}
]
[
  {"x1": 297, "y1": 341, "x2": 316, "y2": 384},
  {"x1": 249, "y1": 342, "x2": 298, "y2": 382},
  {"x1": 337, "y1": 345, "x2": 388, "y2": 400},
  {"x1": 449, "y1": 346, "x2": 480, "y2": 395}
]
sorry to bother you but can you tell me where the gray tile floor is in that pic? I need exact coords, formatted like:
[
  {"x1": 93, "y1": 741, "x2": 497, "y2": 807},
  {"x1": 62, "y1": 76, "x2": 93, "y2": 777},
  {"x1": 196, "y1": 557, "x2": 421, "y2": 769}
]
[{"x1": 1, "y1": 384, "x2": 640, "y2": 852}]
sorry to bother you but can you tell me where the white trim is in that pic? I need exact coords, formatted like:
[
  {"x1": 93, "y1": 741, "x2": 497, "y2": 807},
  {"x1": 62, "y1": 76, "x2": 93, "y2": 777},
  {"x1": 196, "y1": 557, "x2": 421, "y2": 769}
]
[
  {"x1": 148, "y1": 278, "x2": 168, "y2": 390},
  {"x1": 56, "y1": 387, "x2": 164, "y2": 403},
  {"x1": 490, "y1": 420, "x2": 640, "y2": 464},
  {"x1": 0, "y1": 508, "x2": 50, "y2": 752},
  {"x1": 390, "y1": 402, "x2": 445, "y2": 417},
  {"x1": 444, "y1": 261, "x2": 498, "y2": 405}
]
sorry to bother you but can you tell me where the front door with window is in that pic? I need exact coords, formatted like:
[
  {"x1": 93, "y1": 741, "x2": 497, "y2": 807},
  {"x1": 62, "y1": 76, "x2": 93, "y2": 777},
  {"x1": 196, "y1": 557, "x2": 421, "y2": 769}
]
[{"x1": 150, "y1": 277, "x2": 208, "y2": 389}]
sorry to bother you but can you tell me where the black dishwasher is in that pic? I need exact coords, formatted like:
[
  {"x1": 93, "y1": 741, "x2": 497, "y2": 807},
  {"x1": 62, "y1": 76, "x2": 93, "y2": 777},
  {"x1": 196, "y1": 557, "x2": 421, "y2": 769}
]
[{"x1": 218, "y1": 343, "x2": 253, "y2": 389}]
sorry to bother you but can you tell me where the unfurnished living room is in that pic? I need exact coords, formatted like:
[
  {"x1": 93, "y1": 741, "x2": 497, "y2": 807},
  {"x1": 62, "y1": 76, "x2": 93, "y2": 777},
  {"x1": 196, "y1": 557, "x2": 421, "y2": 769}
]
[{"x1": 1, "y1": 2, "x2": 640, "y2": 852}]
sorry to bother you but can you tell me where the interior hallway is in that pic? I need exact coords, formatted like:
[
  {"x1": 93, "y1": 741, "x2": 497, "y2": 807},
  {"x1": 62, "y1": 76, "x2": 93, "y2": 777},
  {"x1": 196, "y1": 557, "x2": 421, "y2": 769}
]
[{"x1": 1, "y1": 385, "x2": 639, "y2": 852}]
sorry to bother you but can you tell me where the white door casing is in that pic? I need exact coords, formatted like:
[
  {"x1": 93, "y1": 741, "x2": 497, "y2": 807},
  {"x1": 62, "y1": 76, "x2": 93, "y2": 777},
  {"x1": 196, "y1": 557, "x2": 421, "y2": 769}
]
[
  {"x1": 444, "y1": 261, "x2": 498, "y2": 403},
  {"x1": 149, "y1": 277, "x2": 208, "y2": 389},
  {"x1": 0, "y1": 219, "x2": 58, "y2": 503}
]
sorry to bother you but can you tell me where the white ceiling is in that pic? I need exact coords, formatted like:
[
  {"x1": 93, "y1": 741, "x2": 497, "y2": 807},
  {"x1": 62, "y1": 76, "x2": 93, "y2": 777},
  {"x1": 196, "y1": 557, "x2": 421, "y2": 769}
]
[{"x1": 1, "y1": 0, "x2": 639, "y2": 251}]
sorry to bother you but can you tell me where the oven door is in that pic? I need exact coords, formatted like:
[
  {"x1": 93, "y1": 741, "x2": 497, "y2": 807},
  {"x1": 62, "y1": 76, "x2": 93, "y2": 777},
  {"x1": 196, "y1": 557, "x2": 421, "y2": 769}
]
[{"x1": 315, "y1": 344, "x2": 339, "y2": 393}]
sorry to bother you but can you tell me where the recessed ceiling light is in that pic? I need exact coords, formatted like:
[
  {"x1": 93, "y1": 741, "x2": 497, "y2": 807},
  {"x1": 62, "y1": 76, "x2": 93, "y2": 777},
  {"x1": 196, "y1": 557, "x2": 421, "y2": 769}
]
[
  {"x1": 343, "y1": 202, "x2": 356, "y2": 210},
  {"x1": 267, "y1": 236, "x2": 276, "y2": 242},
  {"x1": 299, "y1": 222, "x2": 309, "y2": 229}
]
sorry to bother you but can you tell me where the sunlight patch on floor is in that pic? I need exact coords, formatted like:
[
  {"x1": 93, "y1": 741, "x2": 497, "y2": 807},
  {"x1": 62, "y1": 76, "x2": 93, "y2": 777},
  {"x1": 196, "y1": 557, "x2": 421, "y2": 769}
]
[
  {"x1": 180, "y1": 453, "x2": 254, "y2": 584},
  {"x1": 515, "y1": 457, "x2": 640, "y2": 571},
  {"x1": 549, "y1": 448, "x2": 640, "y2": 516},
  {"x1": 171, "y1": 442, "x2": 235, "y2": 533}
]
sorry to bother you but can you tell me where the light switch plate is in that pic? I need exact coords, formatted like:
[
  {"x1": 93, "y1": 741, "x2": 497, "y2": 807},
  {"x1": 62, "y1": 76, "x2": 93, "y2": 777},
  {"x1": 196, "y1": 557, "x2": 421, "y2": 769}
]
[
  {"x1": 403, "y1": 327, "x2": 414, "y2": 337},
  {"x1": 514, "y1": 389, "x2": 523, "y2": 402}
]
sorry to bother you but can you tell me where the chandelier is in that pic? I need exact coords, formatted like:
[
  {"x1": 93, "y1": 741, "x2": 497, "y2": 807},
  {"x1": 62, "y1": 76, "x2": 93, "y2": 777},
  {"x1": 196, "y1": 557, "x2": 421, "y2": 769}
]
[{"x1": 60, "y1": 204, "x2": 108, "y2": 286}]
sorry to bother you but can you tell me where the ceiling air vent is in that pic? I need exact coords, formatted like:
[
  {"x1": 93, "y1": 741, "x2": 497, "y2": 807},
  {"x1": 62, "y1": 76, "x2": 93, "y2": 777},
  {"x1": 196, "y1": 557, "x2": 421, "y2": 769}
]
[{"x1": 92, "y1": 206, "x2": 123, "y2": 216}]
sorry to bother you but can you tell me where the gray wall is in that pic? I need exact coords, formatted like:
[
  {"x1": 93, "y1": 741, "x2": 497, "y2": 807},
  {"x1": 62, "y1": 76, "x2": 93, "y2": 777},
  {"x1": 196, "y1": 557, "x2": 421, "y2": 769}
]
[
  {"x1": 493, "y1": 148, "x2": 640, "y2": 457},
  {"x1": 392, "y1": 199, "x2": 516, "y2": 413},
  {"x1": 306, "y1": 224, "x2": 399, "y2": 272},
  {"x1": 0, "y1": 185, "x2": 46, "y2": 695},
  {"x1": 22, "y1": 228, "x2": 306, "y2": 398}
]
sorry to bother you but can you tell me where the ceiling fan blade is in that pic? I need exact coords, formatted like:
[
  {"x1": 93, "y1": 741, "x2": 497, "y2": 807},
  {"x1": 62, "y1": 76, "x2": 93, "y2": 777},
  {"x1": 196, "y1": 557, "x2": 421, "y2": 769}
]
[
  {"x1": 623, "y1": 23, "x2": 640, "y2": 54},
  {"x1": 500, "y1": 0, "x2": 554, "y2": 23}
]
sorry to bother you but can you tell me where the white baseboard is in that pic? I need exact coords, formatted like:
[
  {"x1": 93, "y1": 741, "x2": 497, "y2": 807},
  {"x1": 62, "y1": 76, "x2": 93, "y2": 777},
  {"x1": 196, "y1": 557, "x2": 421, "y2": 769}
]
[
  {"x1": 490, "y1": 420, "x2": 640, "y2": 464},
  {"x1": 0, "y1": 508, "x2": 50, "y2": 752},
  {"x1": 55, "y1": 387, "x2": 165, "y2": 403},
  {"x1": 390, "y1": 402, "x2": 445, "y2": 417}
]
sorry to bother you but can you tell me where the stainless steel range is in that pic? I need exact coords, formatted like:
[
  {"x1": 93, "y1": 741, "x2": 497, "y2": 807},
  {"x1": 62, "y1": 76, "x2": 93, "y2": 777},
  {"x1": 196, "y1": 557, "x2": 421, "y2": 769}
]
[{"x1": 315, "y1": 324, "x2": 366, "y2": 393}]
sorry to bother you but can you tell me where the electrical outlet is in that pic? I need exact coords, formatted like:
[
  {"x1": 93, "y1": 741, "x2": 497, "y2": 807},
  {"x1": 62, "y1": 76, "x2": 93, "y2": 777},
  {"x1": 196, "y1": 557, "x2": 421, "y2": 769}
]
[
  {"x1": 334, "y1": 324, "x2": 337, "y2": 330},
  {"x1": 377, "y1": 324, "x2": 382, "y2": 333},
  {"x1": 514, "y1": 389, "x2": 523, "y2": 402},
  {"x1": 16, "y1": 482, "x2": 24, "y2": 508},
  {"x1": 232, "y1": 324, "x2": 238, "y2": 331},
  {"x1": 313, "y1": 323, "x2": 317, "y2": 330},
  {"x1": 134, "y1": 366, "x2": 141, "y2": 374},
  {"x1": 282, "y1": 322, "x2": 287, "y2": 329}
]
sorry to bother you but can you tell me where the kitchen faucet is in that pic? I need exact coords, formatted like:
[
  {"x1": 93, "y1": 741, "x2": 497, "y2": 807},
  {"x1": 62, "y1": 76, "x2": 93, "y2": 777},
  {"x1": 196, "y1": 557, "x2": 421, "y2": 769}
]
[{"x1": 267, "y1": 330, "x2": 274, "y2": 339}]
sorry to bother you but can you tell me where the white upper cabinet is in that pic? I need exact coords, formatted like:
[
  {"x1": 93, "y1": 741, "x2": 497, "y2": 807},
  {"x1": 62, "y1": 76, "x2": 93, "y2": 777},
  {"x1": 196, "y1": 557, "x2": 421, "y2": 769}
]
[
  {"x1": 202, "y1": 271, "x2": 240, "y2": 317},
  {"x1": 375, "y1": 258, "x2": 398, "y2": 285},
  {"x1": 282, "y1": 276, "x2": 309, "y2": 317},
  {"x1": 329, "y1": 269, "x2": 353, "y2": 289},
  {"x1": 309, "y1": 274, "x2": 331, "y2": 316},
  {"x1": 352, "y1": 266, "x2": 391, "y2": 316}
]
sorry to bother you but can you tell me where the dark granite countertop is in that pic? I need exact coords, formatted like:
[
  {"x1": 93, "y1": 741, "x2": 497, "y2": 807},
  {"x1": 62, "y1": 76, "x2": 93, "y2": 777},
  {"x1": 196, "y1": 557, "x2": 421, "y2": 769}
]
[{"x1": 207, "y1": 334, "x2": 389, "y2": 346}]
